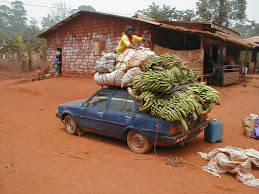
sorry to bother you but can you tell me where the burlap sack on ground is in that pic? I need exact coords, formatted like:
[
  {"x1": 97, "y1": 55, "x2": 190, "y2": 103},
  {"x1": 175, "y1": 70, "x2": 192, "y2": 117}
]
[
  {"x1": 94, "y1": 70, "x2": 125, "y2": 86},
  {"x1": 242, "y1": 116, "x2": 255, "y2": 137}
]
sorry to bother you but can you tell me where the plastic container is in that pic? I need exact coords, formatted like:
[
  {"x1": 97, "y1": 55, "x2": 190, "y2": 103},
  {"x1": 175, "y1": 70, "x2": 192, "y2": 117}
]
[{"x1": 204, "y1": 119, "x2": 223, "y2": 143}]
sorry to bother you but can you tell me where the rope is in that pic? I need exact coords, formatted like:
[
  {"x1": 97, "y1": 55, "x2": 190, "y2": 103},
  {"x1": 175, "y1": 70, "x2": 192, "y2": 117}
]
[
  {"x1": 153, "y1": 117, "x2": 196, "y2": 170},
  {"x1": 154, "y1": 118, "x2": 159, "y2": 156},
  {"x1": 163, "y1": 155, "x2": 196, "y2": 170}
]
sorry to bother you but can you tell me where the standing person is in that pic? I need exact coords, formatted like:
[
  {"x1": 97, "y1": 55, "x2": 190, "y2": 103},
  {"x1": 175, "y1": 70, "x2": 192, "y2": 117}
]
[
  {"x1": 36, "y1": 66, "x2": 42, "y2": 80},
  {"x1": 115, "y1": 26, "x2": 148, "y2": 53},
  {"x1": 55, "y1": 48, "x2": 62, "y2": 75},
  {"x1": 54, "y1": 56, "x2": 60, "y2": 77}
]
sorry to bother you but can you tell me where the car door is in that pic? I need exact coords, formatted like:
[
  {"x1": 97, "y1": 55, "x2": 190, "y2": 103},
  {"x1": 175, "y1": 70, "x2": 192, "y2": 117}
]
[
  {"x1": 79, "y1": 92, "x2": 110, "y2": 135},
  {"x1": 104, "y1": 92, "x2": 136, "y2": 138}
]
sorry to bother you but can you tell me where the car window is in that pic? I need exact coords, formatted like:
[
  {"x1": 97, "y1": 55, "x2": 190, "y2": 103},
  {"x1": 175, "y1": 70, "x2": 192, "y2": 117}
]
[
  {"x1": 125, "y1": 95, "x2": 135, "y2": 113},
  {"x1": 88, "y1": 93, "x2": 109, "y2": 109},
  {"x1": 108, "y1": 93, "x2": 127, "y2": 111},
  {"x1": 108, "y1": 93, "x2": 135, "y2": 113}
]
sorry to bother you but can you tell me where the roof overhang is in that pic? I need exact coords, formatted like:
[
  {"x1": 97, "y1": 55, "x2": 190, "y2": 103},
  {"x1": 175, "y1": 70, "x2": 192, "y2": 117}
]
[
  {"x1": 160, "y1": 24, "x2": 255, "y2": 49},
  {"x1": 38, "y1": 10, "x2": 255, "y2": 50},
  {"x1": 38, "y1": 10, "x2": 160, "y2": 38}
]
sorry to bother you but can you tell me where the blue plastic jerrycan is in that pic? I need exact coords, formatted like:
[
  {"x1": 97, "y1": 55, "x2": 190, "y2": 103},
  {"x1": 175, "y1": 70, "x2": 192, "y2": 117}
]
[{"x1": 204, "y1": 119, "x2": 223, "y2": 143}]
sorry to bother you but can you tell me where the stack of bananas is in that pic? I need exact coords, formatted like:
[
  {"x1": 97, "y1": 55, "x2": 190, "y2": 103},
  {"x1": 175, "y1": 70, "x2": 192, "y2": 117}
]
[{"x1": 130, "y1": 53, "x2": 220, "y2": 130}]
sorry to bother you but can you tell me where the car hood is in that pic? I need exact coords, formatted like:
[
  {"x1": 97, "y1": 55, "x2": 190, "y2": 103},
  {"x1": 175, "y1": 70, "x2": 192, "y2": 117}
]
[{"x1": 60, "y1": 99, "x2": 87, "y2": 107}]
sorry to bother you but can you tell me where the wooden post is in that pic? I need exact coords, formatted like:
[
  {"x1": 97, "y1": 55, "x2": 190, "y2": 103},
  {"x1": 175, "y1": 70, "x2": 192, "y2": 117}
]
[
  {"x1": 200, "y1": 35, "x2": 204, "y2": 81},
  {"x1": 252, "y1": 50, "x2": 257, "y2": 72},
  {"x1": 221, "y1": 43, "x2": 224, "y2": 86},
  {"x1": 243, "y1": 49, "x2": 248, "y2": 81}
]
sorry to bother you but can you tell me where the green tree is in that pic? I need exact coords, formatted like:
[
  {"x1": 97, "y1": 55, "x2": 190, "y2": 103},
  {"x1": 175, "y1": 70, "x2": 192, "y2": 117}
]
[
  {"x1": 135, "y1": 2, "x2": 196, "y2": 22},
  {"x1": 41, "y1": 1, "x2": 73, "y2": 29},
  {"x1": 0, "y1": 32, "x2": 46, "y2": 71},
  {"x1": 175, "y1": 9, "x2": 196, "y2": 22},
  {"x1": 231, "y1": 23, "x2": 252, "y2": 38},
  {"x1": 0, "y1": 1, "x2": 28, "y2": 41},
  {"x1": 247, "y1": 20, "x2": 259, "y2": 37},
  {"x1": 196, "y1": 0, "x2": 247, "y2": 27},
  {"x1": 73, "y1": 5, "x2": 96, "y2": 12},
  {"x1": 136, "y1": 2, "x2": 177, "y2": 21}
]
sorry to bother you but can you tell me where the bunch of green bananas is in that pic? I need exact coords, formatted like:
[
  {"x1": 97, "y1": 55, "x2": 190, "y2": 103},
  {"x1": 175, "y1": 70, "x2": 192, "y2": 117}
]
[
  {"x1": 141, "y1": 53, "x2": 198, "y2": 84},
  {"x1": 142, "y1": 53, "x2": 182, "y2": 71},
  {"x1": 132, "y1": 69, "x2": 176, "y2": 94},
  {"x1": 130, "y1": 53, "x2": 220, "y2": 130}
]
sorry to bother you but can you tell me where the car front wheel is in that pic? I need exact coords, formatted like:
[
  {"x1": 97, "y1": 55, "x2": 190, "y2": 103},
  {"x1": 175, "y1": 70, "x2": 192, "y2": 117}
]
[
  {"x1": 127, "y1": 129, "x2": 152, "y2": 154},
  {"x1": 64, "y1": 115, "x2": 77, "y2": 135}
]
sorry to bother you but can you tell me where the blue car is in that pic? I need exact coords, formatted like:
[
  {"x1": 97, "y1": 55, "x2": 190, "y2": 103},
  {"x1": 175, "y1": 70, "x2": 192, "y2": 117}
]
[{"x1": 56, "y1": 87, "x2": 209, "y2": 154}]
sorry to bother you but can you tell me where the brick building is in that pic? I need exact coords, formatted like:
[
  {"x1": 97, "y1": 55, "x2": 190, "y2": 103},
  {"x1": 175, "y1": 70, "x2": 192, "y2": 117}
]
[
  {"x1": 39, "y1": 10, "x2": 257, "y2": 86},
  {"x1": 38, "y1": 11, "x2": 156, "y2": 76}
]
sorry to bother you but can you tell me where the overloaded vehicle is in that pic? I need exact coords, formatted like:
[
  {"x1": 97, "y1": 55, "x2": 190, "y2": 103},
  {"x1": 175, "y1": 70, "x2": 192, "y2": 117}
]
[{"x1": 56, "y1": 86, "x2": 210, "y2": 154}]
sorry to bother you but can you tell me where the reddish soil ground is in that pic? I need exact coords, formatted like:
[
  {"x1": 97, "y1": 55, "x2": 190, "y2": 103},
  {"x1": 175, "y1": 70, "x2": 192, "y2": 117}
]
[{"x1": 0, "y1": 71, "x2": 258, "y2": 193}]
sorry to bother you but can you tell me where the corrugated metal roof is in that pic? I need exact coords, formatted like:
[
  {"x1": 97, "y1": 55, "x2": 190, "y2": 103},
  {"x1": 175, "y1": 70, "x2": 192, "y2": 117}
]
[
  {"x1": 160, "y1": 23, "x2": 256, "y2": 49},
  {"x1": 38, "y1": 10, "x2": 255, "y2": 50},
  {"x1": 245, "y1": 36, "x2": 259, "y2": 48},
  {"x1": 38, "y1": 10, "x2": 160, "y2": 38}
]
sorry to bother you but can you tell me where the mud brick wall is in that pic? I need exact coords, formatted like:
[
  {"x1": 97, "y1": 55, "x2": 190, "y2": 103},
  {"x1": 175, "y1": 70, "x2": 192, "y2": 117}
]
[{"x1": 45, "y1": 13, "x2": 153, "y2": 76}]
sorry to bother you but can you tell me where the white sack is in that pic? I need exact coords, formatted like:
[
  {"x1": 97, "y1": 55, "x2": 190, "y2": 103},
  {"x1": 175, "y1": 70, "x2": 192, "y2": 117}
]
[
  {"x1": 128, "y1": 48, "x2": 156, "y2": 69},
  {"x1": 115, "y1": 62, "x2": 127, "y2": 71},
  {"x1": 121, "y1": 67, "x2": 142, "y2": 88},
  {"x1": 116, "y1": 48, "x2": 137, "y2": 63},
  {"x1": 94, "y1": 70, "x2": 125, "y2": 86}
]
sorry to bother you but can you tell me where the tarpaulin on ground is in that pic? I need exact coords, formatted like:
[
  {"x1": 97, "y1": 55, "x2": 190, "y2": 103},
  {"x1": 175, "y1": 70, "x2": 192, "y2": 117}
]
[{"x1": 198, "y1": 146, "x2": 259, "y2": 188}]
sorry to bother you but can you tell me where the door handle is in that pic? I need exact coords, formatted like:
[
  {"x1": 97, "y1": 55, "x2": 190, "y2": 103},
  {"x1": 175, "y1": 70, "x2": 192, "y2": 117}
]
[
  {"x1": 125, "y1": 116, "x2": 131, "y2": 119},
  {"x1": 98, "y1": 112, "x2": 103, "y2": 115}
]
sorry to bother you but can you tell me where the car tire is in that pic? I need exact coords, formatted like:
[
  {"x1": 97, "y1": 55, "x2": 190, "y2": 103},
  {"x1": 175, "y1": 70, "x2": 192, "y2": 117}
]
[
  {"x1": 64, "y1": 115, "x2": 77, "y2": 135},
  {"x1": 127, "y1": 129, "x2": 152, "y2": 154}
]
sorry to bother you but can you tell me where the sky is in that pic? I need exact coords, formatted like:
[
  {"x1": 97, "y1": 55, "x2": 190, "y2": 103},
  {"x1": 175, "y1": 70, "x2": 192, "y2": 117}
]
[{"x1": 0, "y1": 0, "x2": 258, "y2": 24}]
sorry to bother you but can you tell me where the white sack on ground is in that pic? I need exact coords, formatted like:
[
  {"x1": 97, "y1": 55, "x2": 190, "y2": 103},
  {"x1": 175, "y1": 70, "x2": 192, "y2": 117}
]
[
  {"x1": 94, "y1": 70, "x2": 125, "y2": 86},
  {"x1": 121, "y1": 67, "x2": 142, "y2": 88},
  {"x1": 198, "y1": 146, "x2": 259, "y2": 188}
]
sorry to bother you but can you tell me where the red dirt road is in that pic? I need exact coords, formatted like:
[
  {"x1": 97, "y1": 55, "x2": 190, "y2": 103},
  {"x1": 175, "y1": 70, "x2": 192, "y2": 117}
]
[{"x1": 0, "y1": 73, "x2": 258, "y2": 193}]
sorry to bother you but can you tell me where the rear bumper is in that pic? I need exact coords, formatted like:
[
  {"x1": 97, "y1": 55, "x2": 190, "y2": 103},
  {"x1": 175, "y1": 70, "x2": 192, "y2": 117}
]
[{"x1": 161, "y1": 120, "x2": 210, "y2": 144}]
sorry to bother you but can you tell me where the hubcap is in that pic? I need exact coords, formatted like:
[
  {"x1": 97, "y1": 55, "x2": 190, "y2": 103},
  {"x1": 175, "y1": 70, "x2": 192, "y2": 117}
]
[
  {"x1": 132, "y1": 134, "x2": 145, "y2": 150},
  {"x1": 66, "y1": 119, "x2": 73, "y2": 132}
]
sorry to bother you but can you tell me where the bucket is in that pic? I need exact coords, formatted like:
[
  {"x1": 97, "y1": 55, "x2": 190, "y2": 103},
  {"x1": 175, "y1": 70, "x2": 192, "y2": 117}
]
[{"x1": 204, "y1": 119, "x2": 223, "y2": 143}]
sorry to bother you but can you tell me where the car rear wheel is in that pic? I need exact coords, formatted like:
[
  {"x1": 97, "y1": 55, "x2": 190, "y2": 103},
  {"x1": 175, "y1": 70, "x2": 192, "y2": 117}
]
[
  {"x1": 127, "y1": 130, "x2": 152, "y2": 154},
  {"x1": 64, "y1": 115, "x2": 77, "y2": 135}
]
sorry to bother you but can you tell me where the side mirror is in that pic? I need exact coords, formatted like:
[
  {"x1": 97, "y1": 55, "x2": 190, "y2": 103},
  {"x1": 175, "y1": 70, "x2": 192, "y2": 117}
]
[{"x1": 83, "y1": 101, "x2": 90, "y2": 107}]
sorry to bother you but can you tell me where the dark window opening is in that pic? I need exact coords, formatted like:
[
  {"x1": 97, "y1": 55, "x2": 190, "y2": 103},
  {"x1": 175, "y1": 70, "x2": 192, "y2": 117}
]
[{"x1": 151, "y1": 28, "x2": 200, "y2": 50}]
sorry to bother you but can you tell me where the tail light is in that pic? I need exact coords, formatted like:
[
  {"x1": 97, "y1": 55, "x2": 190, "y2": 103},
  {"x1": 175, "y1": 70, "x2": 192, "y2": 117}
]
[
  {"x1": 169, "y1": 125, "x2": 183, "y2": 134},
  {"x1": 200, "y1": 114, "x2": 208, "y2": 122}
]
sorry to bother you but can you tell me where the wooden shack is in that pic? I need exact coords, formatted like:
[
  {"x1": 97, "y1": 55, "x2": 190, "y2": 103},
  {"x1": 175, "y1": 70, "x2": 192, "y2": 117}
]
[{"x1": 38, "y1": 10, "x2": 257, "y2": 86}]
